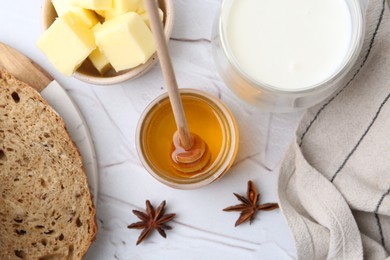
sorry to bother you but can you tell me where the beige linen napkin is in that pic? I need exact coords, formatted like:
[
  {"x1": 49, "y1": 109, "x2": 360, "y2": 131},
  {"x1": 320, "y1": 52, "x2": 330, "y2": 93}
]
[{"x1": 278, "y1": 0, "x2": 390, "y2": 259}]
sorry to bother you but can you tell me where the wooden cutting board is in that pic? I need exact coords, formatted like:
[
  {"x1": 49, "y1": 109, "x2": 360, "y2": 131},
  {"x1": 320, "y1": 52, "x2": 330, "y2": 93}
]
[{"x1": 0, "y1": 42, "x2": 53, "y2": 92}]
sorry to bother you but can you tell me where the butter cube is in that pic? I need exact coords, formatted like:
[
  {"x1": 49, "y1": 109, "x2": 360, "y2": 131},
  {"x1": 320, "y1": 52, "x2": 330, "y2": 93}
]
[
  {"x1": 94, "y1": 12, "x2": 155, "y2": 71},
  {"x1": 52, "y1": 0, "x2": 76, "y2": 16},
  {"x1": 52, "y1": 0, "x2": 99, "y2": 28},
  {"x1": 37, "y1": 12, "x2": 96, "y2": 76},
  {"x1": 88, "y1": 23, "x2": 111, "y2": 74},
  {"x1": 104, "y1": 0, "x2": 141, "y2": 20},
  {"x1": 140, "y1": 8, "x2": 164, "y2": 29},
  {"x1": 70, "y1": 0, "x2": 112, "y2": 10},
  {"x1": 89, "y1": 48, "x2": 111, "y2": 74},
  {"x1": 70, "y1": 8, "x2": 99, "y2": 28}
]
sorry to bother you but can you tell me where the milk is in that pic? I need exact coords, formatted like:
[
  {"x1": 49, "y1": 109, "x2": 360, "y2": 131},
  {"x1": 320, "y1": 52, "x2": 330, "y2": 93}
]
[{"x1": 225, "y1": 0, "x2": 352, "y2": 91}]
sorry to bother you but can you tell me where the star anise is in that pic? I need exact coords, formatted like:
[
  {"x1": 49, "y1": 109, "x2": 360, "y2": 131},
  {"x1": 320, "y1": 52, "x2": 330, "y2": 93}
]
[
  {"x1": 223, "y1": 180, "x2": 279, "y2": 227},
  {"x1": 127, "y1": 200, "x2": 176, "y2": 245}
]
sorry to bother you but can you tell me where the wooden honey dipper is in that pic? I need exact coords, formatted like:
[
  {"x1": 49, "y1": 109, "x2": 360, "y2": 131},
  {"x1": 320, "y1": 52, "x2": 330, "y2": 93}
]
[{"x1": 145, "y1": 0, "x2": 210, "y2": 173}]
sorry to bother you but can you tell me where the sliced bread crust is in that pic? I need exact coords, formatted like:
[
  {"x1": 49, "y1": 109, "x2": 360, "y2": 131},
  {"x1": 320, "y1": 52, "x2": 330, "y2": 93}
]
[{"x1": 0, "y1": 69, "x2": 96, "y2": 259}]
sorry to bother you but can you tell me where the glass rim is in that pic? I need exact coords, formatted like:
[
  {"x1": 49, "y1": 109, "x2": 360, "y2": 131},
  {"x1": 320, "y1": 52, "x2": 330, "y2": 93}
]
[{"x1": 218, "y1": 0, "x2": 365, "y2": 94}]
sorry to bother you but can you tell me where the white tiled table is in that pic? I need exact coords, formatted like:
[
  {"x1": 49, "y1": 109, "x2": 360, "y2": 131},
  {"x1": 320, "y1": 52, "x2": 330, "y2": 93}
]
[{"x1": 0, "y1": 1, "x2": 303, "y2": 259}]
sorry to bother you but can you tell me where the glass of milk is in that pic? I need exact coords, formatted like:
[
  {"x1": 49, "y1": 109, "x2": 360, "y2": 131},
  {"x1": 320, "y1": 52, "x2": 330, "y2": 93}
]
[{"x1": 212, "y1": 0, "x2": 365, "y2": 112}]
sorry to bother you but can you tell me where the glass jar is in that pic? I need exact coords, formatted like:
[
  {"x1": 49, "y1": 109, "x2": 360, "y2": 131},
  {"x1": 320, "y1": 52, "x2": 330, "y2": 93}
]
[
  {"x1": 211, "y1": 0, "x2": 365, "y2": 112},
  {"x1": 136, "y1": 89, "x2": 239, "y2": 189}
]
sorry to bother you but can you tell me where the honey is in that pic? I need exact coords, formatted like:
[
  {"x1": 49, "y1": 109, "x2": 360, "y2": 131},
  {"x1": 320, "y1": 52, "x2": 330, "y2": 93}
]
[
  {"x1": 144, "y1": 94, "x2": 223, "y2": 176},
  {"x1": 137, "y1": 89, "x2": 239, "y2": 189}
]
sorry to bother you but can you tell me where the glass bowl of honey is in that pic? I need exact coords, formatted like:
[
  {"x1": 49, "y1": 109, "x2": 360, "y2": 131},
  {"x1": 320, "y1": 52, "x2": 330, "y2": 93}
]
[{"x1": 136, "y1": 89, "x2": 239, "y2": 189}]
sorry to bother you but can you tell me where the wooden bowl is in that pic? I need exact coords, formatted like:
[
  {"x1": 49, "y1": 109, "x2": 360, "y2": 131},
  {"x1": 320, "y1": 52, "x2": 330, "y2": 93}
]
[{"x1": 42, "y1": 0, "x2": 174, "y2": 85}]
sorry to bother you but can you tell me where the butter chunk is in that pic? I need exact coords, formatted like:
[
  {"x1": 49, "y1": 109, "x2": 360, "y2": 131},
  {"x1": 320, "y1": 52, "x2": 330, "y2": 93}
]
[
  {"x1": 104, "y1": 0, "x2": 141, "y2": 20},
  {"x1": 52, "y1": 0, "x2": 99, "y2": 28},
  {"x1": 88, "y1": 23, "x2": 111, "y2": 74},
  {"x1": 70, "y1": 8, "x2": 99, "y2": 28},
  {"x1": 37, "y1": 12, "x2": 96, "y2": 76},
  {"x1": 52, "y1": 0, "x2": 76, "y2": 16},
  {"x1": 89, "y1": 48, "x2": 111, "y2": 74},
  {"x1": 140, "y1": 8, "x2": 164, "y2": 29},
  {"x1": 94, "y1": 12, "x2": 155, "y2": 71},
  {"x1": 70, "y1": 0, "x2": 112, "y2": 10}
]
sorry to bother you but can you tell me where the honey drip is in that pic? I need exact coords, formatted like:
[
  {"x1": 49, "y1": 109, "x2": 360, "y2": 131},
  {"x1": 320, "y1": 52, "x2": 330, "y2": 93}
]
[{"x1": 171, "y1": 132, "x2": 211, "y2": 173}]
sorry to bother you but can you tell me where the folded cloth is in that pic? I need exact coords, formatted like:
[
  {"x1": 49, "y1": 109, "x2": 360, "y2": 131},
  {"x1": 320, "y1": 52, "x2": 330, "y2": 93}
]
[{"x1": 277, "y1": 0, "x2": 390, "y2": 259}]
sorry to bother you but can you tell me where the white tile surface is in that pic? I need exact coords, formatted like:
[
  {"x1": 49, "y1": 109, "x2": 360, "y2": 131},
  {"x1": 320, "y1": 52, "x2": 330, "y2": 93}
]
[{"x1": 0, "y1": 1, "x2": 300, "y2": 259}]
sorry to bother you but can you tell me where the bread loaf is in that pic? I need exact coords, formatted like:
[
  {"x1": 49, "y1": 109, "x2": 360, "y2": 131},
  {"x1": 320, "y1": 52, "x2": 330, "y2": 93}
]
[{"x1": 0, "y1": 69, "x2": 96, "y2": 259}]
